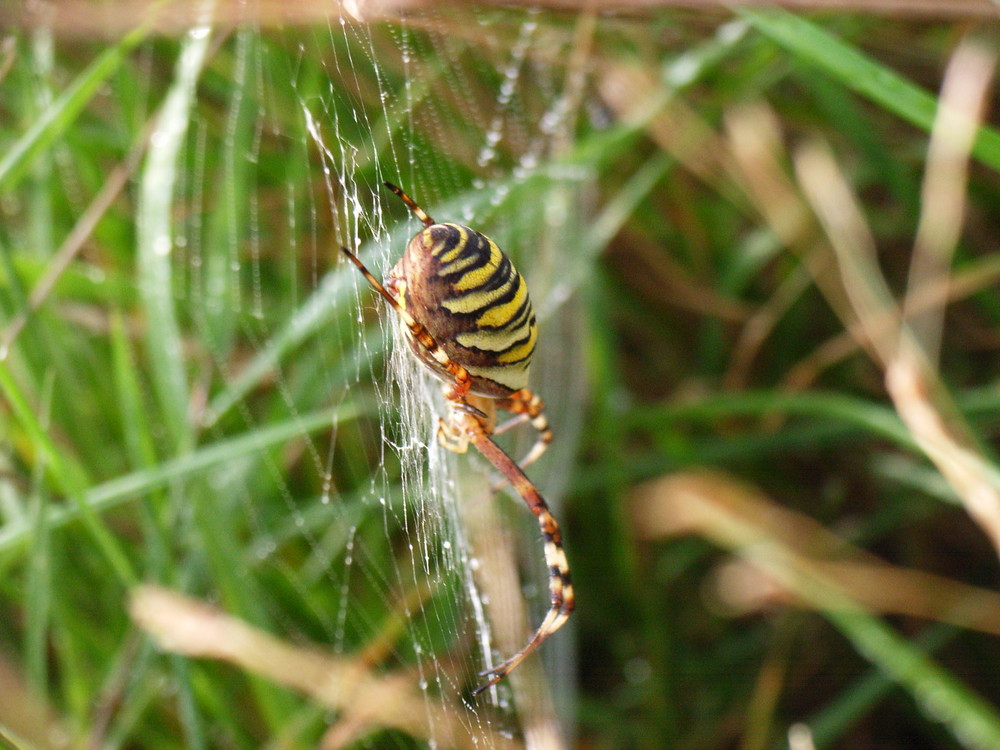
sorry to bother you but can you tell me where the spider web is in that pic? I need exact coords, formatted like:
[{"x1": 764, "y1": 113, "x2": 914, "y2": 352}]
[{"x1": 168, "y1": 7, "x2": 592, "y2": 747}]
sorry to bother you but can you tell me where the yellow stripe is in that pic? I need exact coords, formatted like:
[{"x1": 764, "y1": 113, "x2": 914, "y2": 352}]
[
  {"x1": 420, "y1": 229, "x2": 448, "y2": 258},
  {"x1": 441, "y1": 273, "x2": 515, "y2": 315},
  {"x1": 438, "y1": 252, "x2": 481, "y2": 277},
  {"x1": 452, "y1": 240, "x2": 503, "y2": 291},
  {"x1": 497, "y1": 323, "x2": 536, "y2": 364},
  {"x1": 436, "y1": 224, "x2": 468, "y2": 262},
  {"x1": 545, "y1": 542, "x2": 569, "y2": 574},
  {"x1": 455, "y1": 321, "x2": 531, "y2": 353},
  {"x1": 476, "y1": 277, "x2": 527, "y2": 328},
  {"x1": 465, "y1": 362, "x2": 530, "y2": 392}
]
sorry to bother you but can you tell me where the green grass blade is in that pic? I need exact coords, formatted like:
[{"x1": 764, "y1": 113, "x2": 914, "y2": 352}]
[
  {"x1": 0, "y1": 404, "x2": 360, "y2": 557},
  {"x1": 136, "y1": 24, "x2": 213, "y2": 449},
  {"x1": 204, "y1": 268, "x2": 361, "y2": 424},
  {"x1": 0, "y1": 359, "x2": 90, "y2": 495},
  {"x1": 792, "y1": 625, "x2": 960, "y2": 750},
  {"x1": 0, "y1": 23, "x2": 149, "y2": 193},
  {"x1": 688, "y1": 479, "x2": 1000, "y2": 749},
  {"x1": 0, "y1": 359, "x2": 135, "y2": 585},
  {"x1": 737, "y1": 8, "x2": 1000, "y2": 171},
  {"x1": 826, "y1": 608, "x2": 1000, "y2": 749},
  {"x1": 24, "y1": 416, "x2": 52, "y2": 696},
  {"x1": 628, "y1": 389, "x2": 916, "y2": 449},
  {"x1": 109, "y1": 312, "x2": 171, "y2": 579}
]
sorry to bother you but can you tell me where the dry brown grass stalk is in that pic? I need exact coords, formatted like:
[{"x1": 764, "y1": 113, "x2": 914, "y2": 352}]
[
  {"x1": 129, "y1": 586, "x2": 522, "y2": 750},
  {"x1": 632, "y1": 470, "x2": 1000, "y2": 634},
  {"x1": 6, "y1": 0, "x2": 999, "y2": 39}
]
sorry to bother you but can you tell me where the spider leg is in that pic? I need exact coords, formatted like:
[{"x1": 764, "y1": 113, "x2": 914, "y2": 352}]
[
  {"x1": 438, "y1": 398, "x2": 495, "y2": 454},
  {"x1": 492, "y1": 413, "x2": 529, "y2": 437},
  {"x1": 438, "y1": 399, "x2": 486, "y2": 454},
  {"x1": 461, "y1": 414, "x2": 574, "y2": 696},
  {"x1": 384, "y1": 181, "x2": 436, "y2": 227},
  {"x1": 494, "y1": 389, "x2": 552, "y2": 471},
  {"x1": 342, "y1": 247, "x2": 472, "y2": 399},
  {"x1": 437, "y1": 417, "x2": 470, "y2": 454},
  {"x1": 488, "y1": 389, "x2": 553, "y2": 496},
  {"x1": 450, "y1": 400, "x2": 489, "y2": 421}
]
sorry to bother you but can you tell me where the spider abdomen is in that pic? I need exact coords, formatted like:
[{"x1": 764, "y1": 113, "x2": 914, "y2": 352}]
[{"x1": 391, "y1": 222, "x2": 536, "y2": 398}]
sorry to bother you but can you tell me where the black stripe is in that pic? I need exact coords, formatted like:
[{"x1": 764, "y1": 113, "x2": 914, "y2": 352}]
[
  {"x1": 443, "y1": 251, "x2": 507, "y2": 299},
  {"x1": 453, "y1": 325, "x2": 534, "y2": 361},
  {"x1": 461, "y1": 254, "x2": 514, "y2": 296},
  {"x1": 490, "y1": 325, "x2": 535, "y2": 360},
  {"x1": 452, "y1": 270, "x2": 524, "y2": 319},
  {"x1": 430, "y1": 225, "x2": 464, "y2": 258},
  {"x1": 436, "y1": 229, "x2": 488, "y2": 278},
  {"x1": 497, "y1": 300, "x2": 532, "y2": 333},
  {"x1": 468, "y1": 294, "x2": 531, "y2": 332}
]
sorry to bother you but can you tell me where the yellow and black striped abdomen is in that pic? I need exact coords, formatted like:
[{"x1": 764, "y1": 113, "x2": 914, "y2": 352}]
[{"x1": 391, "y1": 222, "x2": 536, "y2": 398}]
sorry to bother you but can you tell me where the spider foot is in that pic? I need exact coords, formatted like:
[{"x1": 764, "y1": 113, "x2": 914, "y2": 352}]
[
  {"x1": 471, "y1": 641, "x2": 542, "y2": 695},
  {"x1": 449, "y1": 400, "x2": 488, "y2": 420},
  {"x1": 471, "y1": 658, "x2": 518, "y2": 696},
  {"x1": 437, "y1": 418, "x2": 469, "y2": 454}
]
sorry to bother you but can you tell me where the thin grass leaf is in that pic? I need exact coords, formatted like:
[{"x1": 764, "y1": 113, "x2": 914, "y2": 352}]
[
  {"x1": 635, "y1": 473, "x2": 1000, "y2": 750},
  {"x1": 204, "y1": 267, "x2": 363, "y2": 425},
  {"x1": 109, "y1": 312, "x2": 171, "y2": 579},
  {"x1": 0, "y1": 360, "x2": 137, "y2": 586},
  {"x1": 24, "y1": 381, "x2": 52, "y2": 696},
  {"x1": 0, "y1": 404, "x2": 359, "y2": 558},
  {"x1": 628, "y1": 389, "x2": 917, "y2": 449},
  {"x1": 826, "y1": 608, "x2": 1000, "y2": 750},
  {"x1": 0, "y1": 22, "x2": 149, "y2": 192},
  {"x1": 737, "y1": 8, "x2": 1000, "y2": 171},
  {"x1": 792, "y1": 625, "x2": 960, "y2": 750},
  {"x1": 136, "y1": 23, "x2": 213, "y2": 449}
]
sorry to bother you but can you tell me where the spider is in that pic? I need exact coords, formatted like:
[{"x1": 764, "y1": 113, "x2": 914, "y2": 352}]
[{"x1": 341, "y1": 182, "x2": 574, "y2": 695}]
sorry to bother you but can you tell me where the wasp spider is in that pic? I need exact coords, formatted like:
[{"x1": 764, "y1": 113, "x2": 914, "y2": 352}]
[{"x1": 342, "y1": 182, "x2": 574, "y2": 695}]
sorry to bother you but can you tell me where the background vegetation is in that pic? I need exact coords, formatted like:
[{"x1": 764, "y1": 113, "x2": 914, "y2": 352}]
[{"x1": 2, "y1": 3, "x2": 1000, "y2": 749}]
